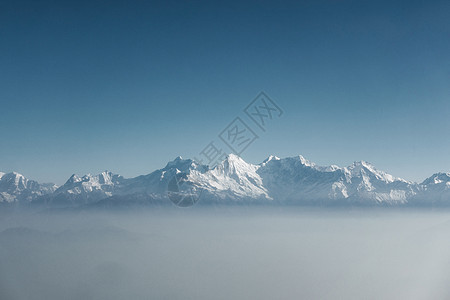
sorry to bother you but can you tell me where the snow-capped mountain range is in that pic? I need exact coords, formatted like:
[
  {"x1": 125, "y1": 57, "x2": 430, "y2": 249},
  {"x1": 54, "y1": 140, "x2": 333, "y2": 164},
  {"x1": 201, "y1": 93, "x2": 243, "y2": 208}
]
[{"x1": 1, "y1": 154, "x2": 449, "y2": 207}]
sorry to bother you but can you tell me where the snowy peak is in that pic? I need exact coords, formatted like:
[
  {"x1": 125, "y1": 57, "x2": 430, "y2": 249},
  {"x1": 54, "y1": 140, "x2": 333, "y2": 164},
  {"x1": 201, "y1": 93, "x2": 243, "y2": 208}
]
[
  {"x1": 0, "y1": 172, "x2": 44, "y2": 193},
  {"x1": 0, "y1": 172, "x2": 57, "y2": 203},
  {"x1": 298, "y1": 155, "x2": 315, "y2": 167},
  {"x1": 165, "y1": 156, "x2": 207, "y2": 173},
  {"x1": 54, "y1": 171, "x2": 125, "y2": 202},
  {"x1": 345, "y1": 161, "x2": 403, "y2": 184},
  {"x1": 261, "y1": 155, "x2": 281, "y2": 166},
  {"x1": 66, "y1": 174, "x2": 81, "y2": 184},
  {"x1": 188, "y1": 154, "x2": 269, "y2": 200},
  {"x1": 256, "y1": 155, "x2": 415, "y2": 204},
  {"x1": 98, "y1": 171, "x2": 117, "y2": 185},
  {"x1": 422, "y1": 173, "x2": 450, "y2": 185},
  {"x1": 214, "y1": 154, "x2": 258, "y2": 176},
  {"x1": 0, "y1": 172, "x2": 29, "y2": 190},
  {"x1": 114, "y1": 157, "x2": 210, "y2": 197},
  {"x1": 164, "y1": 156, "x2": 184, "y2": 168},
  {"x1": 64, "y1": 171, "x2": 121, "y2": 186},
  {"x1": 412, "y1": 172, "x2": 450, "y2": 204}
]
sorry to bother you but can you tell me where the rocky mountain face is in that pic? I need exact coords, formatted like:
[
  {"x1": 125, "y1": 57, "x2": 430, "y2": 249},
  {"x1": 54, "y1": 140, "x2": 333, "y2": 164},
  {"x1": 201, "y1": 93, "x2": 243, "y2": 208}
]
[
  {"x1": 411, "y1": 172, "x2": 450, "y2": 206},
  {"x1": 0, "y1": 172, "x2": 57, "y2": 204},
  {"x1": 1, "y1": 155, "x2": 449, "y2": 207}
]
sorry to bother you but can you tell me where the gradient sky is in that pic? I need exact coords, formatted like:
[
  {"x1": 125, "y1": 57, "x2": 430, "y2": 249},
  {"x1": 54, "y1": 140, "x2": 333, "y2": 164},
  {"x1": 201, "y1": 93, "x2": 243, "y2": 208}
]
[{"x1": 1, "y1": 0, "x2": 449, "y2": 185}]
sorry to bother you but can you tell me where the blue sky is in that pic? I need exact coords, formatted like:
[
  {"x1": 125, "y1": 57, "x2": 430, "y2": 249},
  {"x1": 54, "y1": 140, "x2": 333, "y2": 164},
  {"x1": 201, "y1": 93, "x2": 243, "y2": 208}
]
[{"x1": 1, "y1": 0, "x2": 449, "y2": 184}]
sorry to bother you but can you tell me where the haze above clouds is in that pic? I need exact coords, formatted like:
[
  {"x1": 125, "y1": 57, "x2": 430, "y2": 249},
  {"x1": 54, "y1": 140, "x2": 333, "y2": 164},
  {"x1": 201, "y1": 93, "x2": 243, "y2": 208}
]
[{"x1": 1, "y1": 208, "x2": 450, "y2": 300}]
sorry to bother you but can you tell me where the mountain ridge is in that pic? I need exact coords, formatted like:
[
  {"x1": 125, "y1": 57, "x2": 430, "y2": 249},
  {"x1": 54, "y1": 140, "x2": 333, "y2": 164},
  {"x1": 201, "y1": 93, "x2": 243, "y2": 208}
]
[{"x1": 1, "y1": 155, "x2": 449, "y2": 207}]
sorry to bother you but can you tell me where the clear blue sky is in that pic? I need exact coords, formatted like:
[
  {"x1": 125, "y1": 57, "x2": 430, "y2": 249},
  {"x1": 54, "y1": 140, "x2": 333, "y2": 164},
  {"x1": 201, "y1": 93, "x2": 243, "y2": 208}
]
[{"x1": 1, "y1": 0, "x2": 449, "y2": 185}]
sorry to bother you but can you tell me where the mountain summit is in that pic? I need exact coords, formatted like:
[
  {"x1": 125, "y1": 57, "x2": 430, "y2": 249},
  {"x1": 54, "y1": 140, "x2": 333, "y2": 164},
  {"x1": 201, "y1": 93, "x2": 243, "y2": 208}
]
[{"x1": 0, "y1": 172, "x2": 56, "y2": 203}]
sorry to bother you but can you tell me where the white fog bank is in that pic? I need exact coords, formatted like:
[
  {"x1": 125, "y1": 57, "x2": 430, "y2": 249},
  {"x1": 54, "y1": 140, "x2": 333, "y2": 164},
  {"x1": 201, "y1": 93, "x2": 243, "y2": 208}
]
[{"x1": 1, "y1": 207, "x2": 450, "y2": 300}]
